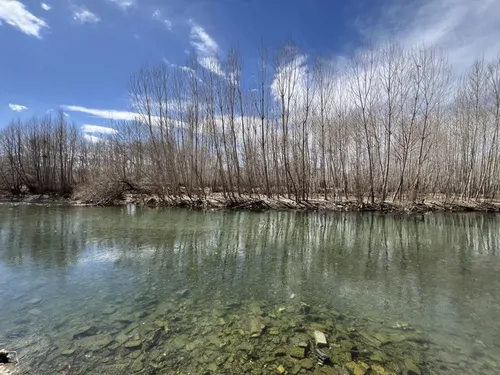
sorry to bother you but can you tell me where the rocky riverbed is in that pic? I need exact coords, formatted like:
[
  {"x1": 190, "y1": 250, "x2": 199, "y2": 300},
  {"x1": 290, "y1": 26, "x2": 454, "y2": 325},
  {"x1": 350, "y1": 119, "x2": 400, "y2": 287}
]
[{"x1": 3, "y1": 292, "x2": 498, "y2": 375}]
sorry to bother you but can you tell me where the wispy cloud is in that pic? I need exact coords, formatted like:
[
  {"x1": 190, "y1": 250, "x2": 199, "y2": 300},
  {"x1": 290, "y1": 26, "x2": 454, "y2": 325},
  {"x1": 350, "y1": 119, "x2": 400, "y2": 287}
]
[
  {"x1": 62, "y1": 105, "x2": 139, "y2": 121},
  {"x1": 0, "y1": 0, "x2": 48, "y2": 38},
  {"x1": 107, "y1": 0, "x2": 135, "y2": 11},
  {"x1": 72, "y1": 6, "x2": 100, "y2": 24},
  {"x1": 189, "y1": 22, "x2": 224, "y2": 77},
  {"x1": 8, "y1": 103, "x2": 28, "y2": 112},
  {"x1": 81, "y1": 124, "x2": 118, "y2": 135},
  {"x1": 40, "y1": 3, "x2": 51, "y2": 11},
  {"x1": 357, "y1": 0, "x2": 500, "y2": 72},
  {"x1": 163, "y1": 58, "x2": 196, "y2": 74},
  {"x1": 152, "y1": 9, "x2": 172, "y2": 30}
]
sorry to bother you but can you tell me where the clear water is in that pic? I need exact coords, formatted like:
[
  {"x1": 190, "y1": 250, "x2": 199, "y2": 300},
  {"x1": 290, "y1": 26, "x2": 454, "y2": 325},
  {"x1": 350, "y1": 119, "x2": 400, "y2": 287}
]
[{"x1": 0, "y1": 205, "x2": 499, "y2": 374}]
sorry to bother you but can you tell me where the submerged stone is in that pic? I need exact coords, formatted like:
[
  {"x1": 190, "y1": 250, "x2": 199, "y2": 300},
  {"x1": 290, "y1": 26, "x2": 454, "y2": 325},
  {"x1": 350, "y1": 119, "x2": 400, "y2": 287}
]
[
  {"x1": 155, "y1": 320, "x2": 170, "y2": 332},
  {"x1": 403, "y1": 358, "x2": 421, "y2": 375},
  {"x1": 124, "y1": 340, "x2": 142, "y2": 350},
  {"x1": 300, "y1": 358, "x2": 314, "y2": 370},
  {"x1": 207, "y1": 363, "x2": 218, "y2": 372},
  {"x1": 61, "y1": 349, "x2": 75, "y2": 356},
  {"x1": 370, "y1": 364, "x2": 386, "y2": 375},
  {"x1": 268, "y1": 327, "x2": 280, "y2": 335},
  {"x1": 345, "y1": 361, "x2": 366, "y2": 375},
  {"x1": 102, "y1": 306, "x2": 117, "y2": 315},
  {"x1": 76, "y1": 334, "x2": 114, "y2": 351},
  {"x1": 27, "y1": 297, "x2": 42, "y2": 305},
  {"x1": 288, "y1": 346, "x2": 306, "y2": 359},
  {"x1": 249, "y1": 318, "x2": 265, "y2": 337},
  {"x1": 176, "y1": 288, "x2": 190, "y2": 298},
  {"x1": 274, "y1": 349, "x2": 287, "y2": 357},
  {"x1": 276, "y1": 364, "x2": 286, "y2": 374},
  {"x1": 72, "y1": 325, "x2": 97, "y2": 339},
  {"x1": 314, "y1": 331, "x2": 328, "y2": 347}
]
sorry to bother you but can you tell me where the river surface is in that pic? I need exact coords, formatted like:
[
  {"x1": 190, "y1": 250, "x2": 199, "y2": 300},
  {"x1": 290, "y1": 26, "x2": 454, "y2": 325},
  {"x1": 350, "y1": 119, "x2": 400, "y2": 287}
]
[{"x1": 0, "y1": 205, "x2": 499, "y2": 375}]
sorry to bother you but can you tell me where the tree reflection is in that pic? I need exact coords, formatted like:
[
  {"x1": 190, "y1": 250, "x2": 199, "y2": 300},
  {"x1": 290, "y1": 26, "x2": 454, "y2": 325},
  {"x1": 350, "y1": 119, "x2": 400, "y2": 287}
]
[{"x1": 1, "y1": 206, "x2": 500, "y2": 346}]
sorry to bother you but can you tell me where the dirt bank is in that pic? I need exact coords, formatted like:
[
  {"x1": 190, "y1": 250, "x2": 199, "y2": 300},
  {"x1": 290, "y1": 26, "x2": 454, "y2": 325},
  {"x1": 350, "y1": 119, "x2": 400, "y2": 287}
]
[{"x1": 1, "y1": 191, "x2": 499, "y2": 214}]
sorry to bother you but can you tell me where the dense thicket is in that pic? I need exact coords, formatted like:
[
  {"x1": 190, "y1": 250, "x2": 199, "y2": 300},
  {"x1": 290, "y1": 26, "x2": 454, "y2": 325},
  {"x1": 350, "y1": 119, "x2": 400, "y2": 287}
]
[{"x1": 1, "y1": 43, "x2": 500, "y2": 202}]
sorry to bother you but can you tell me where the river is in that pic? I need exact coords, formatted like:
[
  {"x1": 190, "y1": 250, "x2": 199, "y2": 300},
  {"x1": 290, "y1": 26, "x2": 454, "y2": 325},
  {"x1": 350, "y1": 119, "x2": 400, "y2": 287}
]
[{"x1": 0, "y1": 204, "x2": 499, "y2": 374}]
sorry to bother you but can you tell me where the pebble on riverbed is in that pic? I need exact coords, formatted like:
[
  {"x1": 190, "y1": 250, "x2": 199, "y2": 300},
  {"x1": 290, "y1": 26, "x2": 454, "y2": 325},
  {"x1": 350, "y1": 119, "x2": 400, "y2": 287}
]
[
  {"x1": 12, "y1": 296, "x2": 484, "y2": 375},
  {"x1": 314, "y1": 330, "x2": 328, "y2": 347}
]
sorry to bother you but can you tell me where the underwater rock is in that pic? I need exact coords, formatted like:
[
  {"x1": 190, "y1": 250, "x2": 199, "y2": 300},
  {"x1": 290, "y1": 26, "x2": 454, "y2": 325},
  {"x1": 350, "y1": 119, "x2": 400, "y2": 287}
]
[
  {"x1": 76, "y1": 334, "x2": 114, "y2": 351},
  {"x1": 26, "y1": 297, "x2": 42, "y2": 305},
  {"x1": 249, "y1": 302, "x2": 263, "y2": 316},
  {"x1": 276, "y1": 364, "x2": 286, "y2": 374},
  {"x1": 345, "y1": 361, "x2": 366, "y2": 375},
  {"x1": 370, "y1": 364, "x2": 386, "y2": 374},
  {"x1": 60, "y1": 349, "x2": 75, "y2": 356},
  {"x1": 373, "y1": 332, "x2": 407, "y2": 345},
  {"x1": 299, "y1": 302, "x2": 311, "y2": 314},
  {"x1": 315, "y1": 347, "x2": 330, "y2": 365},
  {"x1": 72, "y1": 325, "x2": 97, "y2": 339},
  {"x1": 268, "y1": 327, "x2": 280, "y2": 336},
  {"x1": 124, "y1": 340, "x2": 142, "y2": 350},
  {"x1": 391, "y1": 322, "x2": 415, "y2": 332},
  {"x1": 288, "y1": 346, "x2": 306, "y2": 359},
  {"x1": 314, "y1": 330, "x2": 328, "y2": 347},
  {"x1": 249, "y1": 318, "x2": 265, "y2": 337},
  {"x1": 403, "y1": 358, "x2": 421, "y2": 375},
  {"x1": 274, "y1": 349, "x2": 287, "y2": 357},
  {"x1": 314, "y1": 366, "x2": 348, "y2": 375},
  {"x1": 300, "y1": 358, "x2": 314, "y2": 370},
  {"x1": 102, "y1": 306, "x2": 117, "y2": 315},
  {"x1": 176, "y1": 288, "x2": 190, "y2": 298}
]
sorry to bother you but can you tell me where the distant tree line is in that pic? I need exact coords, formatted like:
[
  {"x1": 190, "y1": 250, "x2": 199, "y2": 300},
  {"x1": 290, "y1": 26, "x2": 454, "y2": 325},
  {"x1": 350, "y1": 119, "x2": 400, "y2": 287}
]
[{"x1": 1, "y1": 43, "x2": 500, "y2": 202}]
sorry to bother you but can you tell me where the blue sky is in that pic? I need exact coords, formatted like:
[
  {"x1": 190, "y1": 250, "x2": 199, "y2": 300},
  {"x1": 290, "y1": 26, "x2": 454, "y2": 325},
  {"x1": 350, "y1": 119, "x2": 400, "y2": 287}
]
[{"x1": 1, "y1": 0, "x2": 500, "y2": 134}]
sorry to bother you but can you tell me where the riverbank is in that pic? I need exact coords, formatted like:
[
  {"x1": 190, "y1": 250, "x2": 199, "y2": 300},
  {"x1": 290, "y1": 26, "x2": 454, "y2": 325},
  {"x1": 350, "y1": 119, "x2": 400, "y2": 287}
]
[{"x1": 1, "y1": 190, "x2": 500, "y2": 213}]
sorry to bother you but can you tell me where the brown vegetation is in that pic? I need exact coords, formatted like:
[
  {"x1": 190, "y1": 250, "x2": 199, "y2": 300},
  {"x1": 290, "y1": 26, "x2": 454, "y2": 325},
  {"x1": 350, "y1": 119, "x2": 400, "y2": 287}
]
[{"x1": 1, "y1": 43, "x2": 500, "y2": 211}]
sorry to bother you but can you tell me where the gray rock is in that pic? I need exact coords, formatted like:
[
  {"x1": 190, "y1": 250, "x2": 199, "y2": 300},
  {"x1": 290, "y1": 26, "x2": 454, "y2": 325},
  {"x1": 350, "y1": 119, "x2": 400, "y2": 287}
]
[
  {"x1": 72, "y1": 325, "x2": 97, "y2": 339},
  {"x1": 314, "y1": 330, "x2": 328, "y2": 347},
  {"x1": 124, "y1": 340, "x2": 142, "y2": 350}
]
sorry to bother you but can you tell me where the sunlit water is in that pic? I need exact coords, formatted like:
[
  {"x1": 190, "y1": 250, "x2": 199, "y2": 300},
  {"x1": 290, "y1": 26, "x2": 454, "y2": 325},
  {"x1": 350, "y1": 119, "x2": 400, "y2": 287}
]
[{"x1": 0, "y1": 205, "x2": 499, "y2": 374}]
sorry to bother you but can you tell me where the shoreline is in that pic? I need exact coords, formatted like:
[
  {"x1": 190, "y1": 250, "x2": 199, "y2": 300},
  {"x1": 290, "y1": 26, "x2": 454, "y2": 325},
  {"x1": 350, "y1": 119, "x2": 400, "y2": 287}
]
[{"x1": 1, "y1": 191, "x2": 499, "y2": 214}]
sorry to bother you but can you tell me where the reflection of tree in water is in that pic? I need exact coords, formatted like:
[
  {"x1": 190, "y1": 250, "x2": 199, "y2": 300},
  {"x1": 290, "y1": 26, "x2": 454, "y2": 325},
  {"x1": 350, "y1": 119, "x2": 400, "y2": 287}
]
[{"x1": 1, "y1": 207, "x2": 500, "y2": 345}]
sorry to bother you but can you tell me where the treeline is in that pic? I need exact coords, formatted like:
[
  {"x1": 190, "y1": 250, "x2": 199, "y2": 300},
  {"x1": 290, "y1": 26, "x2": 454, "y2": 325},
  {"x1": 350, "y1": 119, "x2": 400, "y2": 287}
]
[{"x1": 1, "y1": 43, "x2": 500, "y2": 202}]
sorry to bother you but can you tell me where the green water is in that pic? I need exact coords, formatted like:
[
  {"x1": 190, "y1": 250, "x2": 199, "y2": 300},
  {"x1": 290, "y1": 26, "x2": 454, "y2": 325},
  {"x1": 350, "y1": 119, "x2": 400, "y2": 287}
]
[{"x1": 0, "y1": 205, "x2": 499, "y2": 374}]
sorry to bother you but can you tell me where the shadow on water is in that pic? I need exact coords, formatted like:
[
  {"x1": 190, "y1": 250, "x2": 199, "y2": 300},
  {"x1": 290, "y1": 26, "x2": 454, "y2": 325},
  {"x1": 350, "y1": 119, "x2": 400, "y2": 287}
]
[{"x1": 0, "y1": 205, "x2": 500, "y2": 374}]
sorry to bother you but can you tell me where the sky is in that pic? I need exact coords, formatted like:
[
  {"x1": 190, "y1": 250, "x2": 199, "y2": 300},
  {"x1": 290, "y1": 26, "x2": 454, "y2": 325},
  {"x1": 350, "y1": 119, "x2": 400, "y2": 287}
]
[{"x1": 1, "y1": 0, "x2": 500, "y2": 136}]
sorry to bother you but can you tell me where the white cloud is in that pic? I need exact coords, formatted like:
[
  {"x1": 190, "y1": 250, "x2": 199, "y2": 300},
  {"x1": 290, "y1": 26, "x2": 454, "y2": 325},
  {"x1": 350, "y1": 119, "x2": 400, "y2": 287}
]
[
  {"x1": 189, "y1": 23, "x2": 225, "y2": 77},
  {"x1": 359, "y1": 0, "x2": 500, "y2": 72},
  {"x1": 62, "y1": 105, "x2": 139, "y2": 121},
  {"x1": 152, "y1": 9, "x2": 172, "y2": 30},
  {"x1": 8, "y1": 103, "x2": 28, "y2": 112},
  {"x1": 190, "y1": 24, "x2": 218, "y2": 56},
  {"x1": 83, "y1": 134, "x2": 103, "y2": 143},
  {"x1": 81, "y1": 124, "x2": 118, "y2": 135},
  {"x1": 64, "y1": 105, "x2": 188, "y2": 129},
  {"x1": 107, "y1": 0, "x2": 134, "y2": 11},
  {"x1": 72, "y1": 7, "x2": 100, "y2": 24},
  {"x1": 163, "y1": 59, "x2": 196, "y2": 74},
  {"x1": 40, "y1": 3, "x2": 51, "y2": 11},
  {"x1": 198, "y1": 56, "x2": 224, "y2": 77},
  {"x1": 271, "y1": 53, "x2": 309, "y2": 103},
  {"x1": 0, "y1": 0, "x2": 48, "y2": 38}
]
